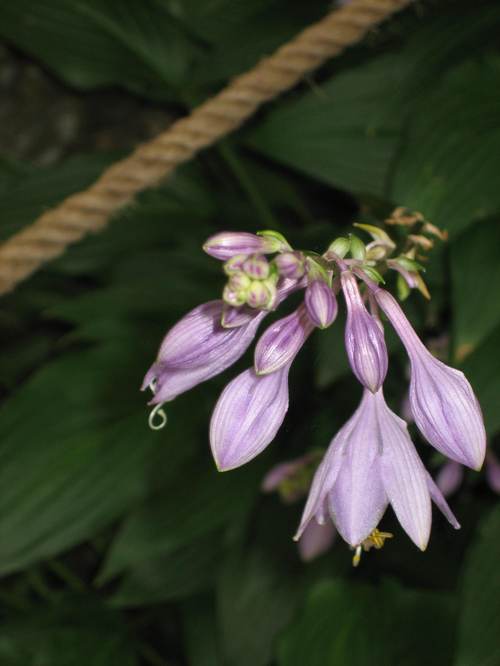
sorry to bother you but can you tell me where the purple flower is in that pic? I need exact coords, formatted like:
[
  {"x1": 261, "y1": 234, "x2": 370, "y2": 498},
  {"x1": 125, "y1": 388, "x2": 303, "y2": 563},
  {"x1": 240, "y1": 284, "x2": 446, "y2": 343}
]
[
  {"x1": 296, "y1": 389, "x2": 459, "y2": 550},
  {"x1": 254, "y1": 304, "x2": 314, "y2": 375},
  {"x1": 375, "y1": 289, "x2": 486, "y2": 470},
  {"x1": 274, "y1": 251, "x2": 305, "y2": 279},
  {"x1": 203, "y1": 232, "x2": 271, "y2": 260},
  {"x1": 142, "y1": 300, "x2": 266, "y2": 404},
  {"x1": 341, "y1": 271, "x2": 388, "y2": 393},
  {"x1": 210, "y1": 365, "x2": 290, "y2": 471},
  {"x1": 298, "y1": 517, "x2": 336, "y2": 562},
  {"x1": 305, "y1": 280, "x2": 338, "y2": 329},
  {"x1": 436, "y1": 461, "x2": 464, "y2": 497}
]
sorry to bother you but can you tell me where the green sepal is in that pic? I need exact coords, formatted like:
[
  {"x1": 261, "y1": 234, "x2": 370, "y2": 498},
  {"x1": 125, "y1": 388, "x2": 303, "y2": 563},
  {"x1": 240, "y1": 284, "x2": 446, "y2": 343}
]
[
  {"x1": 395, "y1": 256, "x2": 426, "y2": 272},
  {"x1": 257, "y1": 229, "x2": 292, "y2": 252},
  {"x1": 353, "y1": 223, "x2": 395, "y2": 248},
  {"x1": 327, "y1": 236, "x2": 350, "y2": 259},
  {"x1": 348, "y1": 234, "x2": 366, "y2": 261},
  {"x1": 361, "y1": 266, "x2": 385, "y2": 285},
  {"x1": 397, "y1": 273, "x2": 411, "y2": 301}
]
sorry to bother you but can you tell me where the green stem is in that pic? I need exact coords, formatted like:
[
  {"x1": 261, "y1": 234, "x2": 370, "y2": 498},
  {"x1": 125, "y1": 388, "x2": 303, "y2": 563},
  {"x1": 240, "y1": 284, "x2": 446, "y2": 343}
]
[
  {"x1": 46, "y1": 560, "x2": 86, "y2": 593},
  {"x1": 218, "y1": 142, "x2": 279, "y2": 229}
]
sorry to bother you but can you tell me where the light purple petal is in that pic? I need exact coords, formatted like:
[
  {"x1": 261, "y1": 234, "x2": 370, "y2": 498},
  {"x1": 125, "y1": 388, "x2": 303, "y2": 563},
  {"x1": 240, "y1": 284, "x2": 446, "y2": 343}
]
[
  {"x1": 328, "y1": 391, "x2": 387, "y2": 547},
  {"x1": 425, "y1": 471, "x2": 460, "y2": 529},
  {"x1": 435, "y1": 461, "x2": 463, "y2": 498},
  {"x1": 203, "y1": 231, "x2": 268, "y2": 260},
  {"x1": 254, "y1": 304, "x2": 314, "y2": 375},
  {"x1": 275, "y1": 251, "x2": 305, "y2": 279},
  {"x1": 376, "y1": 391, "x2": 431, "y2": 550},
  {"x1": 298, "y1": 519, "x2": 336, "y2": 562},
  {"x1": 143, "y1": 302, "x2": 266, "y2": 403},
  {"x1": 375, "y1": 289, "x2": 486, "y2": 470},
  {"x1": 210, "y1": 366, "x2": 290, "y2": 471},
  {"x1": 305, "y1": 280, "x2": 338, "y2": 329},
  {"x1": 295, "y1": 392, "x2": 372, "y2": 541},
  {"x1": 342, "y1": 272, "x2": 388, "y2": 393}
]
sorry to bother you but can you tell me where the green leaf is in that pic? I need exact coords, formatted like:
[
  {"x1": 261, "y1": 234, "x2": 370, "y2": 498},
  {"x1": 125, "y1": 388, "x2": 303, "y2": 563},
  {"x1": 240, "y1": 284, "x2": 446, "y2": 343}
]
[
  {"x1": 455, "y1": 505, "x2": 500, "y2": 666},
  {"x1": 451, "y1": 218, "x2": 500, "y2": 360},
  {"x1": 0, "y1": 344, "x2": 156, "y2": 575},
  {"x1": 217, "y1": 548, "x2": 301, "y2": 666},
  {"x1": 248, "y1": 53, "x2": 406, "y2": 196},
  {"x1": 99, "y1": 464, "x2": 260, "y2": 582},
  {"x1": 110, "y1": 533, "x2": 222, "y2": 607},
  {"x1": 182, "y1": 594, "x2": 221, "y2": 666},
  {"x1": 391, "y1": 58, "x2": 500, "y2": 237},
  {"x1": 278, "y1": 579, "x2": 456, "y2": 666},
  {"x1": 0, "y1": 596, "x2": 137, "y2": 666},
  {"x1": 461, "y1": 325, "x2": 500, "y2": 435},
  {"x1": 0, "y1": 0, "x2": 195, "y2": 100}
]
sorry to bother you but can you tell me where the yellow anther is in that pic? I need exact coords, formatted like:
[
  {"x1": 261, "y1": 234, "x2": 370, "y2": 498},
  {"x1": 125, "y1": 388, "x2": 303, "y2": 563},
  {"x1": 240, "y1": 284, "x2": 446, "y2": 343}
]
[{"x1": 351, "y1": 529, "x2": 393, "y2": 567}]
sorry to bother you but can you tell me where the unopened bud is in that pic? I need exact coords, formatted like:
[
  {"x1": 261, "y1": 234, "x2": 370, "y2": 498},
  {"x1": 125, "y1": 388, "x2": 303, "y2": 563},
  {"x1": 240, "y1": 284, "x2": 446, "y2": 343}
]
[
  {"x1": 327, "y1": 237, "x2": 350, "y2": 259},
  {"x1": 349, "y1": 234, "x2": 366, "y2": 261},
  {"x1": 243, "y1": 254, "x2": 270, "y2": 280},
  {"x1": 274, "y1": 251, "x2": 305, "y2": 279},
  {"x1": 224, "y1": 254, "x2": 247, "y2": 275},
  {"x1": 204, "y1": 231, "x2": 271, "y2": 260},
  {"x1": 247, "y1": 281, "x2": 272, "y2": 309}
]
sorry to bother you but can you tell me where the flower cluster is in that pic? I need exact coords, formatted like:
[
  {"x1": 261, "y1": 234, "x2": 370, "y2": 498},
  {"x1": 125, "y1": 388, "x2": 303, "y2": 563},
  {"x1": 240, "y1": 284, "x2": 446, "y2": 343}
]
[{"x1": 143, "y1": 217, "x2": 486, "y2": 562}]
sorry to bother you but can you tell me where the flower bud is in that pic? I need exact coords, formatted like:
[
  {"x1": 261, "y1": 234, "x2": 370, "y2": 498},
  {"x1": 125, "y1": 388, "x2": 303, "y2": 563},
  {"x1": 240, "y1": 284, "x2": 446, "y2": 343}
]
[
  {"x1": 254, "y1": 305, "x2": 314, "y2": 375},
  {"x1": 327, "y1": 237, "x2": 350, "y2": 259},
  {"x1": 224, "y1": 254, "x2": 247, "y2": 275},
  {"x1": 305, "y1": 280, "x2": 337, "y2": 329},
  {"x1": 274, "y1": 251, "x2": 305, "y2": 279},
  {"x1": 223, "y1": 284, "x2": 246, "y2": 307},
  {"x1": 341, "y1": 272, "x2": 388, "y2": 392},
  {"x1": 246, "y1": 281, "x2": 271, "y2": 308},
  {"x1": 375, "y1": 289, "x2": 486, "y2": 470},
  {"x1": 203, "y1": 231, "x2": 270, "y2": 260},
  {"x1": 243, "y1": 254, "x2": 270, "y2": 280}
]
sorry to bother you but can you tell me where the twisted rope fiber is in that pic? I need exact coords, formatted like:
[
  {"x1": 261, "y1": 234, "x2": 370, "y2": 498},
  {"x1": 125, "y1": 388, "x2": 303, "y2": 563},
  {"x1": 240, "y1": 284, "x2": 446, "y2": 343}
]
[{"x1": 0, "y1": 0, "x2": 412, "y2": 295}]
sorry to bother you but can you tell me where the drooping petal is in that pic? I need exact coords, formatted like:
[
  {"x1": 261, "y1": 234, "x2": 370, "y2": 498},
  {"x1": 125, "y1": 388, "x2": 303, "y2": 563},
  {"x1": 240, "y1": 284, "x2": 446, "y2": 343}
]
[
  {"x1": 305, "y1": 280, "x2": 338, "y2": 329},
  {"x1": 425, "y1": 471, "x2": 460, "y2": 529},
  {"x1": 203, "y1": 231, "x2": 270, "y2": 260},
  {"x1": 342, "y1": 271, "x2": 388, "y2": 393},
  {"x1": 328, "y1": 391, "x2": 387, "y2": 547},
  {"x1": 210, "y1": 365, "x2": 290, "y2": 471},
  {"x1": 435, "y1": 461, "x2": 463, "y2": 498},
  {"x1": 295, "y1": 392, "x2": 373, "y2": 541},
  {"x1": 254, "y1": 305, "x2": 314, "y2": 375},
  {"x1": 375, "y1": 391, "x2": 431, "y2": 550},
  {"x1": 375, "y1": 289, "x2": 486, "y2": 470},
  {"x1": 298, "y1": 518, "x2": 336, "y2": 562}
]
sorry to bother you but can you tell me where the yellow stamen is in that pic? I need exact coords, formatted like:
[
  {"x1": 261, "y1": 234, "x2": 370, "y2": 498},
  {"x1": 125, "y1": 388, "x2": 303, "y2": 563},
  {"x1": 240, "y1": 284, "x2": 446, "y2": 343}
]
[{"x1": 351, "y1": 529, "x2": 393, "y2": 567}]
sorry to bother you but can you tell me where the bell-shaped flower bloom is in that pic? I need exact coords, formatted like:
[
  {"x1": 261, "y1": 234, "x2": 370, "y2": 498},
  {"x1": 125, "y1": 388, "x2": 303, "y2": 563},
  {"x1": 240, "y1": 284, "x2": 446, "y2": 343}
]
[
  {"x1": 142, "y1": 300, "x2": 266, "y2": 404},
  {"x1": 375, "y1": 289, "x2": 486, "y2": 470},
  {"x1": 296, "y1": 389, "x2": 459, "y2": 550},
  {"x1": 305, "y1": 280, "x2": 338, "y2": 329},
  {"x1": 298, "y1": 517, "x2": 337, "y2": 562},
  {"x1": 210, "y1": 364, "x2": 290, "y2": 471},
  {"x1": 254, "y1": 304, "x2": 314, "y2": 375},
  {"x1": 341, "y1": 271, "x2": 388, "y2": 393}
]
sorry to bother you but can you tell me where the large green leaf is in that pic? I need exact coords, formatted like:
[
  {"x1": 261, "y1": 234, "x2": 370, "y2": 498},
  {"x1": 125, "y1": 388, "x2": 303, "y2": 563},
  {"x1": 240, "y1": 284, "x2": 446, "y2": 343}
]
[
  {"x1": 455, "y1": 505, "x2": 500, "y2": 666},
  {"x1": 278, "y1": 579, "x2": 456, "y2": 666},
  {"x1": 217, "y1": 548, "x2": 301, "y2": 666},
  {"x1": 391, "y1": 59, "x2": 500, "y2": 238},
  {"x1": 0, "y1": 344, "x2": 157, "y2": 575},
  {"x1": 450, "y1": 218, "x2": 500, "y2": 360},
  {"x1": 182, "y1": 594, "x2": 221, "y2": 666},
  {"x1": 99, "y1": 463, "x2": 260, "y2": 582},
  {"x1": 0, "y1": 0, "x2": 194, "y2": 100},
  {"x1": 0, "y1": 597, "x2": 138, "y2": 666},
  {"x1": 461, "y1": 325, "x2": 500, "y2": 436}
]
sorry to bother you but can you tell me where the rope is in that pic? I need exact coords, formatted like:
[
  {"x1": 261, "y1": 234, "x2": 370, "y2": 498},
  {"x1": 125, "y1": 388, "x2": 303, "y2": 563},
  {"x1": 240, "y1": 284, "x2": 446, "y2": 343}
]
[{"x1": 0, "y1": 0, "x2": 412, "y2": 295}]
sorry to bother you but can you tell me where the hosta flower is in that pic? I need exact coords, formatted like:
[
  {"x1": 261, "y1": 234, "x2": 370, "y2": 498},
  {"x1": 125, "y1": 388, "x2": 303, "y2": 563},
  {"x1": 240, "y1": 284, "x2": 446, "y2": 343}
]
[
  {"x1": 210, "y1": 365, "x2": 290, "y2": 471},
  {"x1": 142, "y1": 300, "x2": 266, "y2": 405},
  {"x1": 296, "y1": 389, "x2": 459, "y2": 551},
  {"x1": 203, "y1": 231, "x2": 279, "y2": 260},
  {"x1": 298, "y1": 518, "x2": 337, "y2": 562},
  {"x1": 305, "y1": 280, "x2": 338, "y2": 329},
  {"x1": 341, "y1": 271, "x2": 388, "y2": 392},
  {"x1": 254, "y1": 304, "x2": 314, "y2": 375},
  {"x1": 375, "y1": 289, "x2": 486, "y2": 470}
]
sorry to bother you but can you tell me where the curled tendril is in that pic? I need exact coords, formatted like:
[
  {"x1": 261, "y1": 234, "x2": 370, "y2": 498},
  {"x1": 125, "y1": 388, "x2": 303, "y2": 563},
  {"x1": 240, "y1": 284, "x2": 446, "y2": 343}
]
[{"x1": 149, "y1": 403, "x2": 167, "y2": 430}]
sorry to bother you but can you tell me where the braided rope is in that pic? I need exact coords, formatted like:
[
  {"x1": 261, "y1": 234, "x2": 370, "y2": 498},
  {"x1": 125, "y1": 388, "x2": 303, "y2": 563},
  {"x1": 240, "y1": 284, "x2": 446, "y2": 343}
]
[{"x1": 0, "y1": 0, "x2": 412, "y2": 295}]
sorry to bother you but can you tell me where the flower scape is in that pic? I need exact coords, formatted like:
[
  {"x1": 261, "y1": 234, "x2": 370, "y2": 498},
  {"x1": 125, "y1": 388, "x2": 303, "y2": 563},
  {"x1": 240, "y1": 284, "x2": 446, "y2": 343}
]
[{"x1": 142, "y1": 210, "x2": 486, "y2": 565}]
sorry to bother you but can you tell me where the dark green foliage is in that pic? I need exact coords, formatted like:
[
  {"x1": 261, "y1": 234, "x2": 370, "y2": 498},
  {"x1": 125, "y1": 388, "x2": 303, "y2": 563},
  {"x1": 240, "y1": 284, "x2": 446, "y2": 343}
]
[{"x1": 0, "y1": 1, "x2": 499, "y2": 664}]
